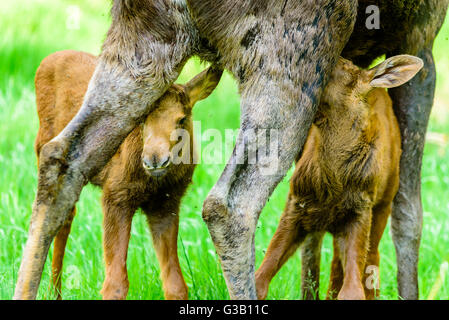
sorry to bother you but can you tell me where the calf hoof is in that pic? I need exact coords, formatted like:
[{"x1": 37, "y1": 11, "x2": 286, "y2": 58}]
[
  {"x1": 337, "y1": 285, "x2": 366, "y2": 300},
  {"x1": 101, "y1": 280, "x2": 129, "y2": 300},
  {"x1": 163, "y1": 276, "x2": 189, "y2": 300},
  {"x1": 165, "y1": 287, "x2": 189, "y2": 300}
]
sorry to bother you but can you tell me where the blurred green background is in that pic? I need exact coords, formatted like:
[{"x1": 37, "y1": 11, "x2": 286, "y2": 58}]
[{"x1": 1, "y1": 0, "x2": 448, "y2": 300}]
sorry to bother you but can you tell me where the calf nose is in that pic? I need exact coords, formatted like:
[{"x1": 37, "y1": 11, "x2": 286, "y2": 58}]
[
  {"x1": 143, "y1": 155, "x2": 171, "y2": 170},
  {"x1": 159, "y1": 156, "x2": 170, "y2": 169},
  {"x1": 143, "y1": 157, "x2": 155, "y2": 170}
]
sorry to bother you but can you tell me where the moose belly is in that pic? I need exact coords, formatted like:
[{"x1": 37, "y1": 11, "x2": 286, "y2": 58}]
[{"x1": 343, "y1": 0, "x2": 441, "y2": 67}]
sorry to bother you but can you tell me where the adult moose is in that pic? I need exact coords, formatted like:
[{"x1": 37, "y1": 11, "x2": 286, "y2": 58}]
[{"x1": 15, "y1": 0, "x2": 448, "y2": 300}]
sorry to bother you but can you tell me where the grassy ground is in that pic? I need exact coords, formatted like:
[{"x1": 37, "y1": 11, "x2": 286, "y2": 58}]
[{"x1": 1, "y1": 0, "x2": 449, "y2": 300}]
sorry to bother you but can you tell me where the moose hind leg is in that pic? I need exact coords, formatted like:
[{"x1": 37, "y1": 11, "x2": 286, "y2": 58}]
[
  {"x1": 389, "y1": 46, "x2": 436, "y2": 300},
  {"x1": 337, "y1": 211, "x2": 371, "y2": 300},
  {"x1": 363, "y1": 203, "x2": 391, "y2": 300},
  {"x1": 326, "y1": 241, "x2": 344, "y2": 300},
  {"x1": 300, "y1": 232, "x2": 324, "y2": 300}
]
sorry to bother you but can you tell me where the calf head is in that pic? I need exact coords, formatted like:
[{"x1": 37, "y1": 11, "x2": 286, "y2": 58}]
[
  {"x1": 142, "y1": 66, "x2": 222, "y2": 177},
  {"x1": 316, "y1": 55, "x2": 424, "y2": 130}
]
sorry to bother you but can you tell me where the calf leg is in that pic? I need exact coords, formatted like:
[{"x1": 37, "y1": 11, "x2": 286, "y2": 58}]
[
  {"x1": 326, "y1": 242, "x2": 343, "y2": 300},
  {"x1": 336, "y1": 211, "x2": 371, "y2": 300},
  {"x1": 300, "y1": 232, "x2": 324, "y2": 300},
  {"x1": 363, "y1": 203, "x2": 391, "y2": 300},
  {"x1": 100, "y1": 195, "x2": 135, "y2": 300},
  {"x1": 144, "y1": 200, "x2": 188, "y2": 300},
  {"x1": 255, "y1": 198, "x2": 307, "y2": 300},
  {"x1": 389, "y1": 45, "x2": 436, "y2": 300},
  {"x1": 50, "y1": 207, "x2": 76, "y2": 300}
]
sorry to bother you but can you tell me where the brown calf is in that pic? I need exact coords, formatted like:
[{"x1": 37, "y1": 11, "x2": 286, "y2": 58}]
[
  {"x1": 255, "y1": 55, "x2": 423, "y2": 300},
  {"x1": 34, "y1": 50, "x2": 222, "y2": 300}
]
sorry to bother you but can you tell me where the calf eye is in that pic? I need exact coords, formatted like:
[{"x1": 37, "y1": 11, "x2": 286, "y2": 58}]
[{"x1": 178, "y1": 117, "x2": 187, "y2": 126}]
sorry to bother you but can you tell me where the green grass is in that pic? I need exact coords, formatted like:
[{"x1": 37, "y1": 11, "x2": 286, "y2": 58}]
[{"x1": 1, "y1": 0, "x2": 449, "y2": 300}]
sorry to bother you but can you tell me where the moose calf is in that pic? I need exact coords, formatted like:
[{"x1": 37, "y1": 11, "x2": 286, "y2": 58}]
[
  {"x1": 34, "y1": 50, "x2": 222, "y2": 300},
  {"x1": 255, "y1": 55, "x2": 423, "y2": 300}
]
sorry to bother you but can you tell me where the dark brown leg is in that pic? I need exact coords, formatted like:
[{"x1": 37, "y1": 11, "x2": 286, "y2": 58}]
[
  {"x1": 300, "y1": 232, "x2": 324, "y2": 300},
  {"x1": 326, "y1": 238, "x2": 343, "y2": 300},
  {"x1": 50, "y1": 207, "x2": 76, "y2": 300},
  {"x1": 100, "y1": 195, "x2": 135, "y2": 300},
  {"x1": 144, "y1": 199, "x2": 188, "y2": 300},
  {"x1": 255, "y1": 197, "x2": 306, "y2": 300},
  {"x1": 336, "y1": 211, "x2": 371, "y2": 300}
]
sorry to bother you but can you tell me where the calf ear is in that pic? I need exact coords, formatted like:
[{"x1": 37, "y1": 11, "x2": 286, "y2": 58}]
[
  {"x1": 367, "y1": 55, "x2": 423, "y2": 89},
  {"x1": 185, "y1": 66, "x2": 223, "y2": 106}
]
